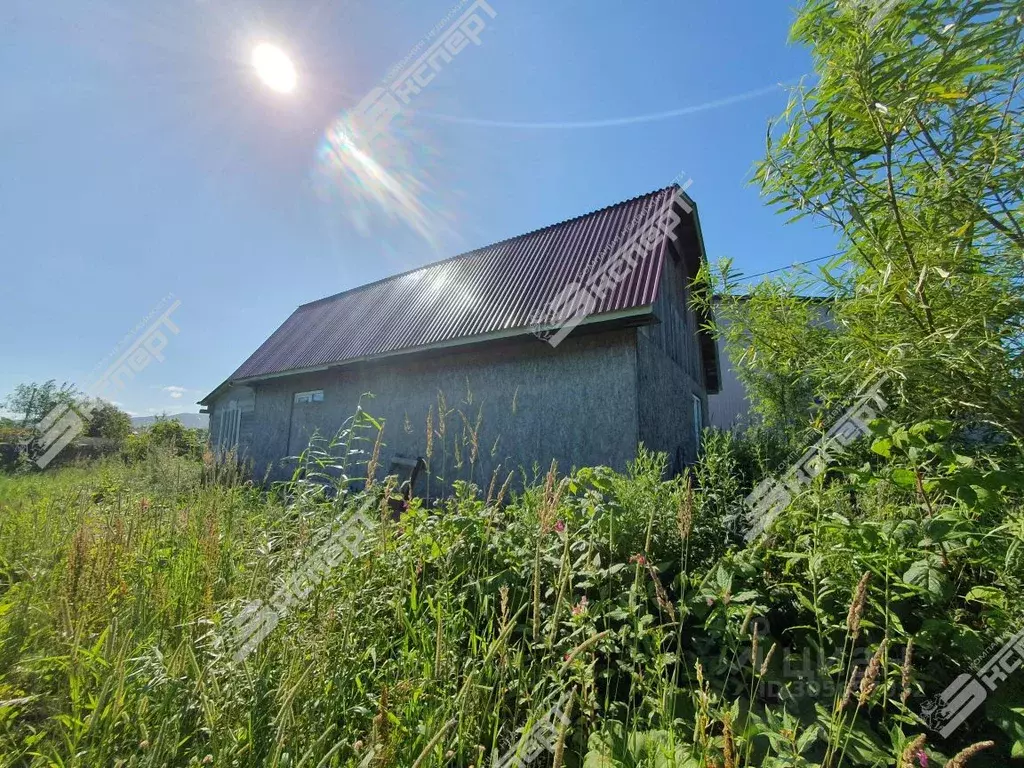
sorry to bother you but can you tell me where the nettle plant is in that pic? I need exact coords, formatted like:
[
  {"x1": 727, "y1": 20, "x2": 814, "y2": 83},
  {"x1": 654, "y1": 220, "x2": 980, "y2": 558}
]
[{"x1": 716, "y1": 416, "x2": 1024, "y2": 765}]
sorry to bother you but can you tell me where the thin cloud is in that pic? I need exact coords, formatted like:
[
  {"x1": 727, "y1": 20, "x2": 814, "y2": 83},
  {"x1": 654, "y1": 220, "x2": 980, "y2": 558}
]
[{"x1": 409, "y1": 80, "x2": 795, "y2": 129}]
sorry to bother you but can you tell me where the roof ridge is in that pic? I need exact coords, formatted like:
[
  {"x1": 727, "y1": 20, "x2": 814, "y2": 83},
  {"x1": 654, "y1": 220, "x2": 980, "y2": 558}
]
[{"x1": 299, "y1": 184, "x2": 679, "y2": 310}]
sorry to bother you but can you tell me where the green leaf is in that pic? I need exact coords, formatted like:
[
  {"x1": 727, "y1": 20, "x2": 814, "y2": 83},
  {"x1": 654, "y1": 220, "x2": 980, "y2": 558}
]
[
  {"x1": 965, "y1": 586, "x2": 1004, "y2": 608},
  {"x1": 796, "y1": 725, "x2": 821, "y2": 754},
  {"x1": 970, "y1": 485, "x2": 992, "y2": 508},
  {"x1": 890, "y1": 468, "x2": 918, "y2": 490},
  {"x1": 986, "y1": 701, "x2": 1024, "y2": 759},
  {"x1": 715, "y1": 564, "x2": 733, "y2": 592},
  {"x1": 903, "y1": 555, "x2": 946, "y2": 601},
  {"x1": 871, "y1": 438, "x2": 893, "y2": 458},
  {"x1": 732, "y1": 590, "x2": 760, "y2": 603}
]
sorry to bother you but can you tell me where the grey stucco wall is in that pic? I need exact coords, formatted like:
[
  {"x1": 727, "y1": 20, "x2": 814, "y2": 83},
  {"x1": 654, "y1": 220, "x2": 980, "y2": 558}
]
[
  {"x1": 636, "y1": 254, "x2": 708, "y2": 471},
  {"x1": 212, "y1": 329, "x2": 641, "y2": 492},
  {"x1": 636, "y1": 329, "x2": 706, "y2": 471},
  {"x1": 708, "y1": 322, "x2": 751, "y2": 430}
]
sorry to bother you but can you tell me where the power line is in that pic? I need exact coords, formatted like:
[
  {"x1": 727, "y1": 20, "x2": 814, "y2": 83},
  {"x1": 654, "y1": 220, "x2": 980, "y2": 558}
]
[{"x1": 738, "y1": 252, "x2": 840, "y2": 281}]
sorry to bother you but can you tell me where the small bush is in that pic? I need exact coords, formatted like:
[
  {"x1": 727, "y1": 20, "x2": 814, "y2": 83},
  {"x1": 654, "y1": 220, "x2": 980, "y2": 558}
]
[{"x1": 123, "y1": 418, "x2": 207, "y2": 463}]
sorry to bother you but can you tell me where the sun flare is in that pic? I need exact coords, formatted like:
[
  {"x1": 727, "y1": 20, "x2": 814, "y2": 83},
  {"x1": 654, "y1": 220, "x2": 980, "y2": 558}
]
[{"x1": 252, "y1": 43, "x2": 297, "y2": 93}]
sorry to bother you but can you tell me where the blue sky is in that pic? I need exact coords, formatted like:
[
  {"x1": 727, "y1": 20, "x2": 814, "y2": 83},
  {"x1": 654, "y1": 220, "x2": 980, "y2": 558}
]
[{"x1": 0, "y1": 0, "x2": 836, "y2": 417}]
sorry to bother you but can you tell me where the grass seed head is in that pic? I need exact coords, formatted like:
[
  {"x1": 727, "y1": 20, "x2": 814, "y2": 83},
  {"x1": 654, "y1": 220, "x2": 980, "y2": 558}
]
[
  {"x1": 901, "y1": 638, "x2": 915, "y2": 706},
  {"x1": 842, "y1": 664, "x2": 862, "y2": 710},
  {"x1": 847, "y1": 571, "x2": 871, "y2": 640},
  {"x1": 485, "y1": 469, "x2": 498, "y2": 506},
  {"x1": 858, "y1": 637, "x2": 888, "y2": 705},
  {"x1": 425, "y1": 405, "x2": 434, "y2": 459},
  {"x1": 943, "y1": 740, "x2": 994, "y2": 768},
  {"x1": 365, "y1": 427, "x2": 384, "y2": 489},
  {"x1": 723, "y1": 712, "x2": 736, "y2": 768},
  {"x1": 677, "y1": 476, "x2": 694, "y2": 540},
  {"x1": 759, "y1": 642, "x2": 778, "y2": 676},
  {"x1": 494, "y1": 471, "x2": 514, "y2": 509},
  {"x1": 437, "y1": 392, "x2": 447, "y2": 442},
  {"x1": 739, "y1": 604, "x2": 755, "y2": 635},
  {"x1": 551, "y1": 690, "x2": 576, "y2": 768},
  {"x1": 900, "y1": 734, "x2": 927, "y2": 768}
]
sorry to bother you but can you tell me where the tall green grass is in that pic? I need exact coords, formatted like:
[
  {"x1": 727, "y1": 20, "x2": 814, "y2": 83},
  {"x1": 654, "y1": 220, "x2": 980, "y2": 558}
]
[{"x1": 0, "y1": 423, "x2": 1021, "y2": 767}]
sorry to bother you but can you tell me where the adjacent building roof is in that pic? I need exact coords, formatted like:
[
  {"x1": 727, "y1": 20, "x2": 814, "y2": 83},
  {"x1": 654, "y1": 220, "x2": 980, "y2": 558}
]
[{"x1": 202, "y1": 185, "x2": 704, "y2": 403}]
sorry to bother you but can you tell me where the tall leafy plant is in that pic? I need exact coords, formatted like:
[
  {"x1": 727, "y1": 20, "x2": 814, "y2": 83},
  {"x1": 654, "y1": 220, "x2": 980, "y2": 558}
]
[{"x1": 703, "y1": 0, "x2": 1024, "y2": 441}]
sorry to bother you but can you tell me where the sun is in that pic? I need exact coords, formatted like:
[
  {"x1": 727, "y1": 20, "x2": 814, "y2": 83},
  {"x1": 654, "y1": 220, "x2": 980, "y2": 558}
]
[{"x1": 252, "y1": 43, "x2": 297, "y2": 94}]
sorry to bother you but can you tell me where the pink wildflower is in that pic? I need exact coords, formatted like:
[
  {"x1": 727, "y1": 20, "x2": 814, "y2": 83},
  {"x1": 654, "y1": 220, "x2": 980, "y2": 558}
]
[{"x1": 554, "y1": 520, "x2": 566, "y2": 534}]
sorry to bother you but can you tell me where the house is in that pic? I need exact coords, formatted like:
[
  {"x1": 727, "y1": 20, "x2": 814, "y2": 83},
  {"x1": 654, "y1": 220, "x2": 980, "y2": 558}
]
[
  {"x1": 707, "y1": 311, "x2": 752, "y2": 430},
  {"x1": 200, "y1": 185, "x2": 721, "y2": 490}
]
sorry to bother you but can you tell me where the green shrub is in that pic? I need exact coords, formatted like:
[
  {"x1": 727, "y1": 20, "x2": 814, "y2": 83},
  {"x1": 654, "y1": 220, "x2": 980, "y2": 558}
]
[{"x1": 123, "y1": 418, "x2": 207, "y2": 463}]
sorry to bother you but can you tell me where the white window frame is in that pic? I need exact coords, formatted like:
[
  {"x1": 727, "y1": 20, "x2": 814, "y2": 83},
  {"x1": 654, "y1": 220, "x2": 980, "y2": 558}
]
[
  {"x1": 294, "y1": 390, "x2": 324, "y2": 404},
  {"x1": 217, "y1": 405, "x2": 241, "y2": 451}
]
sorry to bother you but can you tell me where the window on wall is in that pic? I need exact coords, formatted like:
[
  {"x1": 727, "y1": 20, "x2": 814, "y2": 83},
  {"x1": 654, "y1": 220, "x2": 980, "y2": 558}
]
[
  {"x1": 216, "y1": 406, "x2": 241, "y2": 450},
  {"x1": 692, "y1": 394, "x2": 703, "y2": 450},
  {"x1": 294, "y1": 390, "x2": 324, "y2": 404}
]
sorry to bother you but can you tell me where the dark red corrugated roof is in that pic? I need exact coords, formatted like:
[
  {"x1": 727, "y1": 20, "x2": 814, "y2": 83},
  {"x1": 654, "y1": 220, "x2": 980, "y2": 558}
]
[{"x1": 219, "y1": 185, "x2": 685, "y2": 387}]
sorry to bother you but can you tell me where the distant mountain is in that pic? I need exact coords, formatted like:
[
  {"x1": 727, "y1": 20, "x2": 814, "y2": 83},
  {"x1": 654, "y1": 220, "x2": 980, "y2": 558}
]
[{"x1": 131, "y1": 412, "x2": 208, "y2": 430}]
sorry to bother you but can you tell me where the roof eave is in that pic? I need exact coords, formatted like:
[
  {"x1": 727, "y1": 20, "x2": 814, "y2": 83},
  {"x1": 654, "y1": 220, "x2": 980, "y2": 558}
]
[{"x1": 199, "y1": 304, "x2": 655, "y2": 405}]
